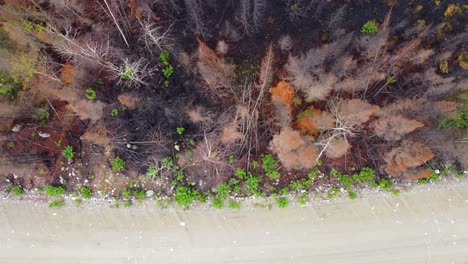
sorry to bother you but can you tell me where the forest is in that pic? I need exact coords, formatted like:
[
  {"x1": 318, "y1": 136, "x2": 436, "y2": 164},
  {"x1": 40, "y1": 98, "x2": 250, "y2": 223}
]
[{"x1": 0, "y1": 0, "x2": 466, "y2": 208}]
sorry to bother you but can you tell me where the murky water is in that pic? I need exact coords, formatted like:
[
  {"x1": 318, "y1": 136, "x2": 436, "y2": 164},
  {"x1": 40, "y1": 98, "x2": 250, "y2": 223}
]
[{"x1": 1, "y1": 178, "x2": 468, "y2": 263}]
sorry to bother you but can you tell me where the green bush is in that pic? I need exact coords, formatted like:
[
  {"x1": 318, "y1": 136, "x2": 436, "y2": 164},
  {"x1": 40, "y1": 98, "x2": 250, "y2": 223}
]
[
  {"x1": 49, "y1": 199, "x2": 65, "y2": 208},
  {"x1": 120, "y1": 66, "x2": 134, "y2": 80},
  {"x1": 62, "y1": 145, "x2": 75, "y2": 160},
  {"x1": 327, "y1": 187, "x2": 340, "y2": 199},
  {"x1": 361, "y1": 21, "x2": 378, "y2": 34},
  {"x1": 245, "y1": 173, "x2": 262, "y2": 195},
  {"x1": 45, "y1": 185, "x2": 65, "y2": 197},
  {"x1": 133, "y1": 189, "x2": 147, "y2": 201},
  {"x1": 352, "y1": 168, "x2": 375, "y2": 185},
  {"x1": 276, "y1": 197, "x2": 289, "y2": 208},
  {"x1": 85, "y1": 88, "x2": 96, "y2": 100},
  {"x1": 111, "y1": 156, "x2": 126, "y2": 172},
  {"x1": 440, "y1": 107, "x2": 468, "y2": 129},
  {"x1": 228, "y1": 199, "x2": 241, "y2": 209},
  {"x1": 261, "y1": 154, "x2": 280, "y2": 179},
  {"x1": 174, "y1": 186, "x2": 199, "y2": 208},
  {"x1": 211, "y1": 197, "x2": 224, "y2": 209},
  {"x1": 11, "y1": 186, "x2": 24, "y2": 197},
  {"x1": 146, "y1": 166, "x2": 158, "y2": 178},
  {"x1": 80, "y1": 186, "x2": 92, "y2": 199},
  {"x1": 215, "y1": 183, "x2": 230, "y2": 199}
]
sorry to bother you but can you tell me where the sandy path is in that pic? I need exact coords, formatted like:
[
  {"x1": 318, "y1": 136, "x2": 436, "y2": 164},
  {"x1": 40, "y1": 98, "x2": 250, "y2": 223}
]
[{"x1": 1, "y1": 179, "x2": 468, "y2": 264}]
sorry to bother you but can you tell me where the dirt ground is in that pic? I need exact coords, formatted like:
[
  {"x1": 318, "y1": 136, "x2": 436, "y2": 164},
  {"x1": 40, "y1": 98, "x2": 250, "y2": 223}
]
[{"x1": 1, "y1": 178, "x2": 467, "y2": 264}]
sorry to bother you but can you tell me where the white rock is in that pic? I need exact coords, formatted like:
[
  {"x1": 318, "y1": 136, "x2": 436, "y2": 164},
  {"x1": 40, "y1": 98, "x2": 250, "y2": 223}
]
[
  {"x1": 38, "y1": 132, "x2": 50, "y2": 138},
  {"x1": 12, "y1": 124, "x2": 23, "y2": 132},
  {"x1": 146, "y1": 190, "x2": 154, "y2": 197}
]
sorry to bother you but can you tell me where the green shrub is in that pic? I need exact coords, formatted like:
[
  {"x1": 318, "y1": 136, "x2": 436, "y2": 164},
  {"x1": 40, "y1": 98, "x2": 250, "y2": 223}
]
[
  {"x1": 352, "y1": 168, "x2": 375, "y2": 185},
  {"x1": 176, "y1": 127, "x2": 185, "y2": 135},
  {"x1": 45, "y1": 185, "x2": 65, "y2": 197},
  {"x1": 111, "y1": 156, "x2": 126, "y2": 172},
  {"x1": 215, "y1": 183, "x2": 230, "y2": 199},
  {"x1": 163, "y1": 65, "x2": 174, "y2": 78},
  {"x1": 327, "y1": 187, "x2": 340, "y2": 199},
  {"x1": 120, "y1": 66, "x2": 134, "y2": 80},
  {"x1": 159, "y1": 50, "x2": 170, "y2": 65},
  {"x1": 133, "y1": 189, "x2": 146, "y2": 201},
  {"x1": 361, "y1": 21, "x2": 378, "y2": 34},
  {"x1": 235, "y1": 168, "x2": 246, "y2": 179},
  {"x1": 11, "y1": 186, "x2": 24, "y2": 197},
  {"x1": 85, "y1": 88, "x2": 96, "y2": 100},
  {"x1": 211, "y1": 197, "x2": 224, "y2": 209},
  {"x1": 348, "y1": 191, "x2": 357, "y2": 199},
  {"x1": 111, "y1": 108, "x2": 119, "y2": 116},
  {"x1": 146, "y1": 166, "x2": 158, "y2": 178},
  {"x1": 124, "y1": 199, "x2": 133, "y2": 207},
  {"x1": 62, "y1": 145, "x2": 75, "y2": 160},
  {"x1": 245, "y1": 173, "x2": 262, "y2": 195},
  {"x1": 80, "y1": 186, "x2": 92, "y2": 199},
  {"x1": 297, "y1": 194, "x2": 308, "y2": 205},
  {"x1": 121, "y1": 188, "x2": 132, "y2": 199},
  {"x1": 440, "y1": 107, "x2": 468, "y2": 129},
  {"x1": 261, "y1": 154, "x2": 280, "y2": 179},
  {"x1": 228, "y1": 199, "x2": 241, "y2": 209},
  {"x1": 276, "y1": 197, "x2": 289, "y2": 208},
  {"x1": 49, "y1": 199, "x2": 65, "y2": 208},
  {"x1": 378, "y1": 178, "x2": 393, "y2": 191},
  {"x1": 174, "y1": 186, "x2": 199, "y2": 208}
]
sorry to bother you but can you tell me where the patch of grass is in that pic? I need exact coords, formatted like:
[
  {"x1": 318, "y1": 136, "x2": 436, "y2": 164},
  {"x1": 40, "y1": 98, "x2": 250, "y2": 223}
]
[
  {"x1": 123, "y1": 199, "x2": 133, "y2": 207},
  {"x1": 352, "y1": 168, "x2": 375, "y2": 185},
  {"x1": 228, "y1": 199, "x2": 241, "y2": 209},
  {"x1": 0, "y1": 28, "x2": 16, "y2": 51},
  {"x1": 85, "y1": 88, "x2": 96, "y2": 100},
  {"x1": 440, "y1": 107, "x2": 468, "y2": 129},
  {"x1": 146, "y1": 166, "x2": 158, "y2": 178},
  {"x1": 276, "y1": 197, "x2": 289, "y2": 208},
  {"x1": 73, "y1": 199, "x2": 82, "y2": 206},
  {"x1": 174, "y1": 186, "x2": 199, "y2": 208},
  {"x1": 80, "y1": 186, "x2": 92, "y2": 199},
  {"x1": 245, "y1": 173, "x2": 262, "y2": 196},
  {"x1": 261, "y1": 154, "x2": 280, "y2": 179},
  {"x1": 348, "y1": 191, "x2": 357, "y2": 199},
  {"x1": 120, "y1": 66, "x2": 134, "y2": 80},
  {"x1": 11, "y1": 186, "x2": 24, "y2": 197},
  {"x1": 361, "y1": 20, "x2": 378, "y2": 34},
  {"x1": 297, "y1": 193, "x2": 308, "y2": 205},
  {"x1": 111, "y1": 156, "x2": 126, "y2": 172},
  {"x1": 45, "y1": 185, "x2": 65, "y2": 197},
  {"x1": 378, "y1": 178, "x2": 394, "y2": 192},
  {"x1": 176, "y1": 127, "x2": 185, "y2": 135},
  {"x1": 211, "y1": 196, "x2": 224, "y2": 209},
  {"x1": 133, "y1": 189, "x2": 146, "y2": 201},
  {"x1": 49, "y1": 199, "x2": 65, "y2": 208},
  {"x1": 327, "y1": 187, "x2": 340, "y2": 199},
  {"x1": 62, "y1": 145, "x2": 75, "y2": 160},
  {"x1": 235, "y1": 168, "x2": 246, "y2": 179},
  {"x1": 215, "y1": 183, "x2": 230, "y2": 199}
]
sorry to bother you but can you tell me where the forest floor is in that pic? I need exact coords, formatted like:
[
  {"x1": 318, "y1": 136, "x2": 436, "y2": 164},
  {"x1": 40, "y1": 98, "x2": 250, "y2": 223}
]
[{"x1": 1, "y1": 177, "x2": 468, "y2": 264}]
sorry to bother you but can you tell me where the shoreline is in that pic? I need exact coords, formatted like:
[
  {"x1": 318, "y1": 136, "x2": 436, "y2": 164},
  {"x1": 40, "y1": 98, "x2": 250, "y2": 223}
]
[{"x1": 2, "y1": 174, "x2": 467, "y2": 211}]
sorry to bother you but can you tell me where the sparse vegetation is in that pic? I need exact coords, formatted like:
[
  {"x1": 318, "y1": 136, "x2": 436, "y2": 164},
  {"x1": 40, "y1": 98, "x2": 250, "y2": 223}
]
[
  {"x1": 0, "y1": 0, "x2": 465, "y2": 210},
  {"x1": 361, "y1": 20, "x2": 378, "y2": 34},
  {"x1": 49, "y1": 199, "x2": 65, "y2": 208},
  {"x1": 111, "y1": 156, "x2": 126, "y2": 172},
  {"x1": 62, "y1": 146, "x2": 75, "y2": 160},
  {"x1": 45, "y1": 185, "x2": 65, "y2": 197},
  {"x1": 80, "y1": 186, "x2": 92, "y2": 199}
]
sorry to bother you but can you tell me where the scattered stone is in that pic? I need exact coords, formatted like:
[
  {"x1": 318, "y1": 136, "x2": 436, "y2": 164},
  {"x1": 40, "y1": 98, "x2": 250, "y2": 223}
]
[
  {"x1": 38, "y1": 132, "x2": 50, "y2": 138},
  {"x1": 12, "y1": 124, "x2": 23, "y2": 132}
]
